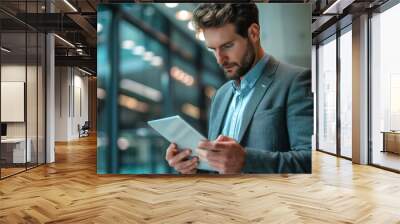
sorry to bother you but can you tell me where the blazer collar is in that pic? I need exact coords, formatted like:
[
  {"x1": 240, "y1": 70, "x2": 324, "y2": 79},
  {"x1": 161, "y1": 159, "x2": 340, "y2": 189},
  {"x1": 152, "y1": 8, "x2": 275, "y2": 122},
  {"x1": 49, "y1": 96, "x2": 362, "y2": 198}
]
[
  {"x1": 211, "y1": 55, "x2": 280, "y2": 142},
  {"x1": 237, "y1": 55, "x2": 279, "y2": 143}
]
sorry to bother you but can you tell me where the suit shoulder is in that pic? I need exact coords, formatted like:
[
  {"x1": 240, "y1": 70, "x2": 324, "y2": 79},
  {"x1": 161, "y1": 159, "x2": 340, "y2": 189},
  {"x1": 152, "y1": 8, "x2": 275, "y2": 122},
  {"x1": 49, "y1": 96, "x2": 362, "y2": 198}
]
[
  {"x1": 277, "y1": 61, "x2": 309, "y2": 76},
  {"x1": 274, "y1": 61, "x2": 310, "y2": 83}
]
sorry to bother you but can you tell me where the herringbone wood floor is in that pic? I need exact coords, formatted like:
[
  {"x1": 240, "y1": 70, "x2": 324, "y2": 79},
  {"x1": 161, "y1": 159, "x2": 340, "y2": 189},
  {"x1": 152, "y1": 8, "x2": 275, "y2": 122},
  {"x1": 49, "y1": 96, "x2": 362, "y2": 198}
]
[{"x1": 1, "y1": 134, "x2": 400, "y2": 224}]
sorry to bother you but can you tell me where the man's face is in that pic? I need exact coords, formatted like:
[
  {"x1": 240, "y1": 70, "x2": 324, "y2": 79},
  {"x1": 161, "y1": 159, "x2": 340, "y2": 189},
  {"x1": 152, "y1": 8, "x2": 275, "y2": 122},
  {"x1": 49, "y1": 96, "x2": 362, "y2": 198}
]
[{"x1": 203, "y1": 23, "x2": 255, "y2": 80}]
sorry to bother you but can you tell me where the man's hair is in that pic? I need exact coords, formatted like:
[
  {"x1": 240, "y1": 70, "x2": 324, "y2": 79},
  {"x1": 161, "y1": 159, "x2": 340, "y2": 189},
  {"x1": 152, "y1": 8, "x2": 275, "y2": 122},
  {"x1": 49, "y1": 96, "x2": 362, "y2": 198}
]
[{"x1": 192, "y1": 3, "x2": 259, "y2": 38}]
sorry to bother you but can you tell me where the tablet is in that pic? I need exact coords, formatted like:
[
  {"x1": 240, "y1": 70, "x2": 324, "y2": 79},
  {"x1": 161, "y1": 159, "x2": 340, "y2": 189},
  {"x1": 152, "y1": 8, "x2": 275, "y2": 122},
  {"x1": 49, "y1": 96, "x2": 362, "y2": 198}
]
[{"x1": 147, "y1": 115, "x2": 214, "y2": 171}]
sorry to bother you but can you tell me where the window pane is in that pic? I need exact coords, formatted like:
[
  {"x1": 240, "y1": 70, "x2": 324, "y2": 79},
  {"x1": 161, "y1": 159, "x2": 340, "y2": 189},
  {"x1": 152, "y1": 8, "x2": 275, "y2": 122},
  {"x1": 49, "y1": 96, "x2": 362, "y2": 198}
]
[
  {"x1": 318, "y1": 37, "x2": 337, "y2": 154},
  {"x1": 340, "y1": 29, "x2": 352, "y2": 158},
  {"x1": 371, "y1": 3, "x2": 400, "y2": 171}
]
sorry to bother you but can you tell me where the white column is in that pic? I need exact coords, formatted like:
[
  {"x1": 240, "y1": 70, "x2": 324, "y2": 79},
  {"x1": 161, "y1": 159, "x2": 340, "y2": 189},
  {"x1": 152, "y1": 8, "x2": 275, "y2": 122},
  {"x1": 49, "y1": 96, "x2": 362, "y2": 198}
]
[
  {"x1": 46, "y1": 32, "x2": 55, "y2": 163},
  {"x1": 352, "y1": 14, "x2": 369, "y2": 164},
  {"x1": 45, "y1": 1, "x2": 55, "y2": 163}
]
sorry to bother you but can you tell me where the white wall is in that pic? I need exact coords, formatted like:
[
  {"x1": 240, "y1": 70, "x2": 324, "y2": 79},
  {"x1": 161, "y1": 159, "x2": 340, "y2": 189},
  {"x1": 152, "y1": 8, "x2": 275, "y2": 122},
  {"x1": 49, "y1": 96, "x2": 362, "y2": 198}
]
[
  {"x1": 1, "y1": 64, "x2": 46, "y2": 164},
  {"x1": 55, "y1": 67, "x2": 89, "y2": 141},
  {"x1": 55, "y1": 67, "x2": 68, "y2": 141},
  {"x1": 1, "y1": 65, "x2": 40, "y2": 138}
]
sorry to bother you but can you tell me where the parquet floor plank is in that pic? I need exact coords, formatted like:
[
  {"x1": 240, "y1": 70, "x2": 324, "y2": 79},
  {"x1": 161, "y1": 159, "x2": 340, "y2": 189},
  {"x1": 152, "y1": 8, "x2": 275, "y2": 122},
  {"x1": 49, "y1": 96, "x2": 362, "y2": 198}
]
[{"x1": 0, "y1": 135, "x2": 399, "y2": 223}]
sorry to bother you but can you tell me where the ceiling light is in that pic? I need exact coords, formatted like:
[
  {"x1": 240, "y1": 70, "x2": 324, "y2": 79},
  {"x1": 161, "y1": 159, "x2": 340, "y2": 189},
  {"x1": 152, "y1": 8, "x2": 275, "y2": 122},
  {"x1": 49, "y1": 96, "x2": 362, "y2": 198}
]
[
  {"x1": 175, "y1": 10, "x2": 192, "y2": 21},
  {"x1": 78, "y1": 67, "x2": 92, "y2": 76},
  {"x1": 117, "y1": 137, "x2": 130, "y2": 151},
  {"x1": 165, "y1": 3, "x2": 179, "y2": 8},
  {"x1": 176, "y1": 71, "x2": 185, "y2": 80},
  {"x1": 196, "y1": 32, "x2": 205, "y2": 41},
  {"x1": 54, "y1": 34, "x2": 75, "y2": 48},
  {"x1": 170, "y1": 66, "x2": 195, "y2": 86},
  {"x1": 150, "y1": 56, "x2": 163, "y2": 67},
  {"x1": 97, "y1": 23, "x2": 103, "y2": 33},
  {"x1": 187, "y1": 21, "x2": 195, "y2": 31},
  {"x1": 119, "y1": 95, "x2": 149, "y2": 113},
  {"x1": 122, "y1": 40, "x2": 135, "y2": 49},
  {"x1": 133, "y1": 46, "x2": 145, "y2": 55},
  {"x1": 63, "y1": 0, "x2": 78, "y2": 12},
  {"x1": 97, "y1": 88, "x2": 106, "y2": 99},
  {"x1": 182, "y1": 103, "x2": 200, "y2": 119},
  {"x1": 143, "y1": 51, "x2": 154, "y2": 61},
  {"x1": 322, "y1": 0, "x2": 351, "y2": 15},
  {"x1": 1, "y1": 47, "x2": 11, "y2": 53},
  {"x1": 120, "y1": 79, "x2": 162, "y2": 102}
]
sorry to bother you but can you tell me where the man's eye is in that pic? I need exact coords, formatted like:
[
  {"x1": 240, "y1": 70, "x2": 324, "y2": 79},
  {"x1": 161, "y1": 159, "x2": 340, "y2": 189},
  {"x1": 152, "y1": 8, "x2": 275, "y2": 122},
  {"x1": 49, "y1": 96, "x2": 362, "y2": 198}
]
[{"x1": 223, "y1": 44, "x2": 233, "y2": 49}]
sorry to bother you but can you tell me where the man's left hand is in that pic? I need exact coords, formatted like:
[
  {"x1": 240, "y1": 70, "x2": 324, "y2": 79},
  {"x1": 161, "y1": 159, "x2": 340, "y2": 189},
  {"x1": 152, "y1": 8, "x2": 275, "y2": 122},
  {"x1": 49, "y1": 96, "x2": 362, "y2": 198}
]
[{"x1": 197, "y1": 135, "x2": 246, "y2": 174}]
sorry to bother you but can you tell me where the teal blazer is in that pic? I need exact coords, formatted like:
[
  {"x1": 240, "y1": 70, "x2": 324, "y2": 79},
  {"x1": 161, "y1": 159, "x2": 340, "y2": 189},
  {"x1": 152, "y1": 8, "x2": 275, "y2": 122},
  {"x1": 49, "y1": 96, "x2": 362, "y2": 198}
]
[{"x1": 208, "y1": 56, "x2": 313, "y2": 173}]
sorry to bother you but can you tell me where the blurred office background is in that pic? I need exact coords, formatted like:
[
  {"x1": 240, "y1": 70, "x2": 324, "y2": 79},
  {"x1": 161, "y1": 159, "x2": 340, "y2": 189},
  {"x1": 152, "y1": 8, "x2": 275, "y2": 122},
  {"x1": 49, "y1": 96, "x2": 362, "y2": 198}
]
[{"x1": 97, "y1": 3, "x2": 311, "y2": 174}]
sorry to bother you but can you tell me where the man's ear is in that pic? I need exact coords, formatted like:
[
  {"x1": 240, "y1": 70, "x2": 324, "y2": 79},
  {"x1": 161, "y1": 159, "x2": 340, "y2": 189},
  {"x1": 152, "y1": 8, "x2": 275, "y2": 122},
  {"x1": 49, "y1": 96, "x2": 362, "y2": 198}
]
[{"x1": 247, "y1": 23, "x2": 260, "y2": 43}]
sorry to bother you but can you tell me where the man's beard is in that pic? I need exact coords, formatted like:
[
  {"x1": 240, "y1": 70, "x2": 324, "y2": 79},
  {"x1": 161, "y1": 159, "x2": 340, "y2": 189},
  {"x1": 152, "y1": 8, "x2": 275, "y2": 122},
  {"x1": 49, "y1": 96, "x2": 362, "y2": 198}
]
[{"x1": 222, "y1": 40, "x2": 256, "y2": 81}]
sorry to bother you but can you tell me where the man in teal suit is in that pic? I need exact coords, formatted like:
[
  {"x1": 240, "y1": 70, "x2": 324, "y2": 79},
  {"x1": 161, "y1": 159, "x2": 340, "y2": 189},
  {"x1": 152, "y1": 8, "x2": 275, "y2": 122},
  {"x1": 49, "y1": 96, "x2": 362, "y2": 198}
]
[{"x1": 166, "y1": 3, "x2": 313, "y2": 174}]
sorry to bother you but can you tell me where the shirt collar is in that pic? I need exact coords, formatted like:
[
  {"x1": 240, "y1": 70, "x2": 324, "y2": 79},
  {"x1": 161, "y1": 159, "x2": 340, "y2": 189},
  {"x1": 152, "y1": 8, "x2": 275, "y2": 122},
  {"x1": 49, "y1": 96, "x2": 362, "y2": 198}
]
[{"x1": 231, "y1": 54, "x2": 270, "y2": 93}]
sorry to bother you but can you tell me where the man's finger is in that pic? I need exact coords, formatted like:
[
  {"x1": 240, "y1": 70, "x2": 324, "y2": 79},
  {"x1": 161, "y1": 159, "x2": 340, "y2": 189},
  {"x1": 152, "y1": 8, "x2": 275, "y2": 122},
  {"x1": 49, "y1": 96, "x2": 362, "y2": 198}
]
[
  {"x1": 197, "y1": 149, "x2": 225, "y2": 166},
  {"x1": 169, "y1": 149, "x2": 191, "y2": 166},
  {"x1": 180, "y1": 163, "x2": 198, "y2": 174},
  {"x1": 198, "y1": 140, "x2": 228, "y2": 151},
  {"x1": 165, "y1": 143, "x2": 178, "y2": 160},
  {"x1": 197, "y1": 140, "x2": 215, "y2": 151},
  {"x1": 213, "y1": 141, "x2": 230, "y2": 150},
  {"x1": 175, "y1": 157, "x2": 198, "y2": 171},
  {"x1": 208, "y1": 160, "x2": 223, "y2": 171},
  {"x1": 216, "y1": 135, "x2": 233, "y2": 142},
  {"x1": 196, "y1": 148, "x2": 208, "y2": 161},
  {"x1": 197, "y1": 148, "x2": 221, "y2": 162},
  {"x1": 206, "y1": 154, "x2": 223, "y2": 163}
]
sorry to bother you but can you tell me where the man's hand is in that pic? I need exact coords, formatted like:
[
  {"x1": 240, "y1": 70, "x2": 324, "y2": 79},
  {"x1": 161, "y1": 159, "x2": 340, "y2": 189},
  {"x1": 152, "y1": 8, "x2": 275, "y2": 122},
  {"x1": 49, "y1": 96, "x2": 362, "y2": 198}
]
[
  {"x1": 165, "y1": 143, "x2": 198, "y2": 174},
  {"x1": 197, "y1": 135, "x2": 246, "y2": 174}
]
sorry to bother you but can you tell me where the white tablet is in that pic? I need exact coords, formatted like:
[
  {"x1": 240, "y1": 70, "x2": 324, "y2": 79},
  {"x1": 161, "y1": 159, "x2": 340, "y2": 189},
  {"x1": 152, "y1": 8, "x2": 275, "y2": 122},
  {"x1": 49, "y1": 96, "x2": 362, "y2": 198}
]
[{"x1": 148, "y1": 115, "x2": 214, "y2": 171}]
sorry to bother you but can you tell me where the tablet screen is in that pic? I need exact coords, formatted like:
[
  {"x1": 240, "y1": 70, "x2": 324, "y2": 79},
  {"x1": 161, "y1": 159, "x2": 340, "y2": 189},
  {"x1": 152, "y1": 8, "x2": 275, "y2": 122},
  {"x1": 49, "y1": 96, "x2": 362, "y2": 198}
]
[{"x1": 148, "y1": 115, "x2": 214, "y2": 171}]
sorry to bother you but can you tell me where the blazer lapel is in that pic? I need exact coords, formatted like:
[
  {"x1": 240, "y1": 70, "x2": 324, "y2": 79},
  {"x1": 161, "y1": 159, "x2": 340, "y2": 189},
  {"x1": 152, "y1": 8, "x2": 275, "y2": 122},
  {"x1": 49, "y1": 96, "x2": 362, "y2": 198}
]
[
  {"x1": 237, "y1": 56, "x2": 279, "y2": 143},
  {"x1": 210, "y1": 86, "x2": 233, "y2": 140}
]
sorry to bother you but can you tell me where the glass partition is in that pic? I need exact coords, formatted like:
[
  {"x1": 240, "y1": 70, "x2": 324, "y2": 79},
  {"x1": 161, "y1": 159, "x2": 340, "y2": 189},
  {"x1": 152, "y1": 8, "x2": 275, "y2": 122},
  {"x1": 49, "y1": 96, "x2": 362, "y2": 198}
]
[
  {"x1": 1, "y1": 29, "x2": 28, "y2": 177},
  {"x1": 317, "y1": 35, "x2": 337, "y2": 155},
  {"x1": 0, "y1": 1, "x2": 46, "y2": 179}
]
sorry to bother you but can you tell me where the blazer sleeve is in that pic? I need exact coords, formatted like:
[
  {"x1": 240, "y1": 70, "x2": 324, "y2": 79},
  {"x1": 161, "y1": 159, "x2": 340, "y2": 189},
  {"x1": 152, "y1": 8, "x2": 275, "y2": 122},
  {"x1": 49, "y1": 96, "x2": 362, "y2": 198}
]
[{"x1": 242, "y1": 69, "x2": 313, "y2": 173}]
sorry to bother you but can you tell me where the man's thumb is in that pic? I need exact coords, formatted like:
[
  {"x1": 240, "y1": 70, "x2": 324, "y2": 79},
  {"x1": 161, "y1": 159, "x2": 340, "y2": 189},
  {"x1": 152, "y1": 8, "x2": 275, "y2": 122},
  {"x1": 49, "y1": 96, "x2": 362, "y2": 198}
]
[{"x1": 216, "y1": 135, "x2": 232, "y2": 142}]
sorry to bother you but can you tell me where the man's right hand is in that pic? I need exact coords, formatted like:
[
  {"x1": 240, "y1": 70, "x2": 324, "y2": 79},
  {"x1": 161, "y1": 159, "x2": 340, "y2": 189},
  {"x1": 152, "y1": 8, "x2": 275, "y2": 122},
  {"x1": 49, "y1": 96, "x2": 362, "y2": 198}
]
[{"x1": 165, "y1": 143, "x2": 199, "y2": 174}]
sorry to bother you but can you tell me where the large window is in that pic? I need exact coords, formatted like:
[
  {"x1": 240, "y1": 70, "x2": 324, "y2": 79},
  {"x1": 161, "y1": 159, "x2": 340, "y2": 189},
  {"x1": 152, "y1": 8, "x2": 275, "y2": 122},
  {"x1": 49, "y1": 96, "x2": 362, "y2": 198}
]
[
  {"x1": 339, "y1": 28, "x2": 352, "y2": 158},
  {"x1": 317, "y1": 36, "x2": 337, "y2": 154},
  {"x1": 317, "y1": 26, "x2": 353, "y2": 159},
  {"x1": 371, "y1": 3, "x2": 400, "y2": 171}
]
